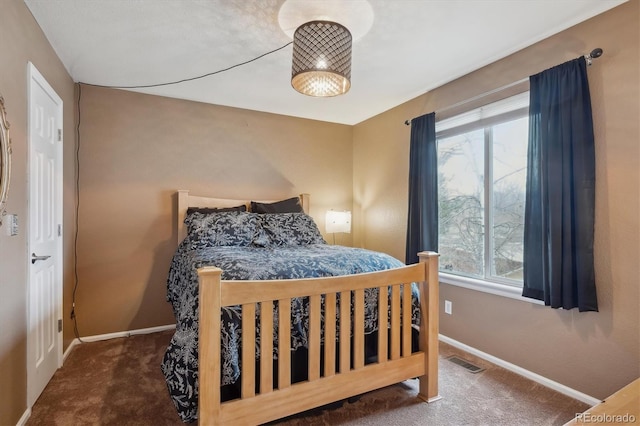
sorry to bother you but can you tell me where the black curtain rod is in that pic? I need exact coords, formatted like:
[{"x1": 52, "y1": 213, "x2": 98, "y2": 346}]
[{"x1": 404, "y1": 48, "x2": 604, "y2": 126}]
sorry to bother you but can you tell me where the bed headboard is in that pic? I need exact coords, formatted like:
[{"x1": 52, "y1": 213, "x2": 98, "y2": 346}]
[{"x1": 176, "y1": 190, "x2": 310, "y2": 246}]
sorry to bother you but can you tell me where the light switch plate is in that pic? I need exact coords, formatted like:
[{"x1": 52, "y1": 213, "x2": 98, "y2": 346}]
[{"x1": 8, "y1": 214, "x2": 18, "y2": 236}]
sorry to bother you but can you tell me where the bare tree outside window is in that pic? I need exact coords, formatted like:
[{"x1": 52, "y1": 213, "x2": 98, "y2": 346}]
[
  {"x1": 491, "y1": 118, "x2": 527, "y2": 280},
  {"x1": 437, "y1": 116, "x2": 528, "y2": 285}
]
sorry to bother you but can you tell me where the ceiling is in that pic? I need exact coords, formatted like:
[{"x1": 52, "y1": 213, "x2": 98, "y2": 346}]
[{"x1": 25, "y1": 0, "x2": 626, "y2": 125}]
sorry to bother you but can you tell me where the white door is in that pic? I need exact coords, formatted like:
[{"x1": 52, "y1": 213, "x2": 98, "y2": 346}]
[{"x1": 27, "y1": 63, "x2": 63, "y2": 406}]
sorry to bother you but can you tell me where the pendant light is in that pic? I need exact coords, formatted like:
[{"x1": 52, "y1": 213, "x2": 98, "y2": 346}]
[{"x1": 291, "y1": 20, "x2": 352, "y2": 97}]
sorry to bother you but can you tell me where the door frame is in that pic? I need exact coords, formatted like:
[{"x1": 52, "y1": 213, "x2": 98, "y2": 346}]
[{"x1": 26, "y1": 62, "x2": 64, "y2": 407}]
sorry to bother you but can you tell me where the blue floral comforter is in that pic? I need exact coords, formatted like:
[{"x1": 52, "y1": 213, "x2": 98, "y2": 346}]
[{"x1": 161, "y1": 242, "x2": 420, "y2": 423}]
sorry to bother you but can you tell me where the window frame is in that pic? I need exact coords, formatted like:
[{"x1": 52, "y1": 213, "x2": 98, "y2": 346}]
[{"x1": 436, "y1": 92, "x2": 535, "y2": 299}]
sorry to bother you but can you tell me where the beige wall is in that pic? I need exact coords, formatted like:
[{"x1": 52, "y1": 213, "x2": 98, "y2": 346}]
[
  {"x1": 0, "y1": 0, "x2": 76, "y2": 424},
  {"x1": 353, "y1": 1, "x2": 639, "y2": 400},
  {"x1": 75, "y1": 86, "x2": 353, "y2": 336}
]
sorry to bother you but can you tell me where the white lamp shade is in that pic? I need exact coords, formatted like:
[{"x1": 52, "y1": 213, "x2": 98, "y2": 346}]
[{"x1": 325, "y1": 210, "x2": 351, "y2": 233}]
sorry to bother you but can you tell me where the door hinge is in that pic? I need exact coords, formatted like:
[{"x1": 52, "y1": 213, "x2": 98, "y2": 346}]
[
  {"x1": 58, "y1": 319, "x2": 62, "y2": 333},
  {"x1": 58, "y1": 129, "x2": 62, "y2": 142},
  {"x1": 58, "y1": 224, "x2": 62, "y2": 237}
]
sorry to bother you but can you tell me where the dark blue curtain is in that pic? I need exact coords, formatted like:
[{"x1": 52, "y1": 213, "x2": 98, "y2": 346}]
[
  {"x1": 523, "y1": 57, "x2": 598, "y2": 311},
  {"x1": 406, "y1": 112, "x2": 437, "y2": 264}
]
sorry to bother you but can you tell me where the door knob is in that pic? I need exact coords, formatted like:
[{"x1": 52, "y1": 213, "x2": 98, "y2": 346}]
[{"x1": 31, "y1": 253, "x2": 51, "y2": 264}]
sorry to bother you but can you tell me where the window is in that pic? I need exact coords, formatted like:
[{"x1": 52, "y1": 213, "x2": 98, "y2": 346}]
[{"x1": 436, "y1": 93, "x2": 529, "y2": 287}]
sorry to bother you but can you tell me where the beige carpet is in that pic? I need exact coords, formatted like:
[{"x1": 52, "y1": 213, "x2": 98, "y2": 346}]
[{"x1": 27, "y1": 330, "x2": 589, "y2": 425}]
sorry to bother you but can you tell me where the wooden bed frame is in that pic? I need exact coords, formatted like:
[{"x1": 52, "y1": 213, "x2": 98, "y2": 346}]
[{"x1": 176, "y1": 190, "x2": 440, "y2": 425}]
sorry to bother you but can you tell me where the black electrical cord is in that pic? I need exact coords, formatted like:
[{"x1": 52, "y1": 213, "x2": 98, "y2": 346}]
[
  {"x1": 81, "y1": 41, "x2": 292, "y2": 89},
  {"x1": 72, "y1": 83, "x2": 84, "y2": 343},
  {"x1": 70, "y1": 41, "x2": 292, "y2": 342}
]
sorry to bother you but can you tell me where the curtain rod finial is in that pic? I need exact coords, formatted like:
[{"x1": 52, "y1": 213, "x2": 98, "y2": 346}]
[
  {"x1": 585, "y1": 48, "x2": 603, "y2": 66},
  {"x1": 404, "y1": 119, "x2": 411, "y2": 126},
  {"x1": 589, "y1": 48, "x2": 603, "y2": 59}
]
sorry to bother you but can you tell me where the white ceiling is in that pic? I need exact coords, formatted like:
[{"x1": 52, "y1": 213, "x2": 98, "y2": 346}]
[{"x1": 25, "y1": 0, "x2": 626, "y2": 125}]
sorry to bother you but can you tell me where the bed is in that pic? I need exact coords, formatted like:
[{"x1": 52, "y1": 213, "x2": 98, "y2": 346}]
[{"x1": 162, "y1": 190, "x2": 440, "y2": 424}]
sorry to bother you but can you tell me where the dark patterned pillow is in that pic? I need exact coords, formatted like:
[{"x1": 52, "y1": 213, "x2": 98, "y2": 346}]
[
  {"x1": 251, "y1": 197, "x2": 303, "y2": 214},
  {"x1": 184, "y1": 211, "x2": 258, "y2": 248},
  {"x1": 186, "y1": 205, "x2": 246, "y2": 215},
  {"x1": 258, "y1": 213, "x2": 326, "y2": 246}
]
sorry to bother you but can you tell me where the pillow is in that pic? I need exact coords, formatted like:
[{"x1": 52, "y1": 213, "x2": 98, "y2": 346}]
[
  {"x1": 186, "y1": 205, "x2": 246, "y2": 215},
  {"x1": 251, "y1": 197, "x2": 303, "y2": 214},
  {"x1": 257, "y1": 213, "x2": 326, "y2": 246},
  {"x1": 184, "y1": 211, "x2": 258, "y2": 248}
]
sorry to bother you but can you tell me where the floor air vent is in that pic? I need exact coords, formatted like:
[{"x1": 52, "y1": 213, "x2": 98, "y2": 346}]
[{"x1": 446, "y1": 355, "x2": 485, "y2": 373}]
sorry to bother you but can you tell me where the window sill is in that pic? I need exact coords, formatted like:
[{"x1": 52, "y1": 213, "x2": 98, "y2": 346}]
[{"x1": 438, "y1": 273, "x2": 544, "y2": 305}]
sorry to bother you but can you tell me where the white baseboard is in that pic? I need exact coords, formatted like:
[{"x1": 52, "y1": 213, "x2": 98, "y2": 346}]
[
  {"x1": 439, "y1": 334, "x2": 601, "y2": 407},
  {"x1": 63, "y1": 338, "x2": 80, "y2": 362},
  {"x1": 15, "y1": 407, "x2": 31, "y2": 426},
  {"x1": 63, "y1": 324, "x2": 176, "y2": 361},
  {"x1": 79, "y1": 324, "x2": 176, "y2": 342}
]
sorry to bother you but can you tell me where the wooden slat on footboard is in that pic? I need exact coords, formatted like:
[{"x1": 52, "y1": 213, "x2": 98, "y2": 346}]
[
  {"x1": 241, "y1": 303, "x2": 256, "y2": 398},
  {"x1": 339, "y1": 290, "x2": 350, "y2": 374},
  {"x1": 198, "y1": 251, "x2": 440, "y2": 425},
  {"x1": 308, "y1": 295, "x2": 321, "y2": 381},
  {"x1": 278, "y1": 298, "x2": 291, "y2": 389},
  {"x1": 324, "y1": 293, "x2": 337, "y2": 377},
  {"x1": 260, "y1": 301, "x2": 274, "y2": 394}
]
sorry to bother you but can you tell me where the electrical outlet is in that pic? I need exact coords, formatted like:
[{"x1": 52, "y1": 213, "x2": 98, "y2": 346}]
[{"x1": 444, "y1": 300, "x2": 452, "y2": 315}]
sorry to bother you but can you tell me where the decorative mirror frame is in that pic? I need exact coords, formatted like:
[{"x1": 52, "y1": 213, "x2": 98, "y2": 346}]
[{"x1": 0, "y1": 94, "x2": 12, "y2": 226}]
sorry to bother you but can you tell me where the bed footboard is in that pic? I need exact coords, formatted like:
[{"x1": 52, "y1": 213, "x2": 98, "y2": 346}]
[{"x1": 198, "y1": 251, "x2": 440, "y2": 425}]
